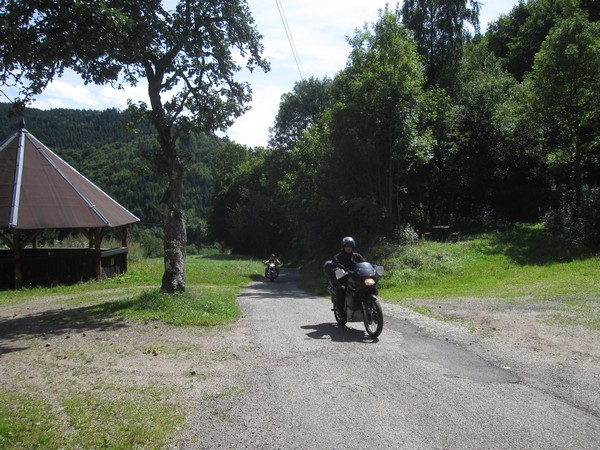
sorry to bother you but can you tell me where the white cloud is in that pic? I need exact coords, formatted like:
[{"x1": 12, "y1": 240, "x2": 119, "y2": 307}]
[
  {"x1": 99, "y1": 83, "x2": 148, "y2": 108},
  {"x1": 224, "y1": 84, "x2": 286, "y2": 148},
  {"x1": 32, "y1": 79, "x2": 98, "y2": 109}
]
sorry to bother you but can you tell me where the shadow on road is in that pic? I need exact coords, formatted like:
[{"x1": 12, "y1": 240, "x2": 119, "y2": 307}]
[{"x1": 301, "y1": 322, "x2": 379, "y2": 343}]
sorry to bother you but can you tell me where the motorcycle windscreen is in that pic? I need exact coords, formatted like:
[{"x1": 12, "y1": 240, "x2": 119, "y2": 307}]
[{"x1": 353, "y1": 262, "x2": 376, "y2": 277}]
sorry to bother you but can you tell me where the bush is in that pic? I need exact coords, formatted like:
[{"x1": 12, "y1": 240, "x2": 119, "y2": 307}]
[
  {"x1": 186, "y1": 244, "x2": 199, "y2": 255},
  {"x1": 544, "y1": 186, "x2": 600, "y2": 248}
]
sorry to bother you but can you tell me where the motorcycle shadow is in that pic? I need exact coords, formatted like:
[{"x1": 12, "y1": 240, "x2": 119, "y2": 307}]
[{"x1": 301, "y1": 322, "x2": 379, "y2": 343}]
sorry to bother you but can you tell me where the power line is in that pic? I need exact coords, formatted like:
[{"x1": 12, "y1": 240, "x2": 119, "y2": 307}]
[{"x1": 275, "y1": 0, "x2": 304, "y2": 81}]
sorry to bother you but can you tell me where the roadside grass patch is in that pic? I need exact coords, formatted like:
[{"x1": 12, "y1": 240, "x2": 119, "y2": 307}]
[
  {"x1": 0, "y1": 250, "x2": 263, "y2": 449},
  {"x1": 99, "y1": 287, "x2": 241, "y2": 326},
  {"x1": 0, "y1": 390, "x2": 65, "y2": 449},
  {"x1": 62, "y1": 391, "x2": 182, "y2": 449},
  {"x1": 376, "y1": 224, "x2": 600, "y2": 330},
  {"x1": 380, "y1": 225, "x2": 600, "y2": 301}
]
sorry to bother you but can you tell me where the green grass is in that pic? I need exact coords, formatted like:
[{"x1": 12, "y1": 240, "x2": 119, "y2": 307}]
[
  {"x1": 379, "y1": 225, "x2": 600, "y2": 301},
  {"x1": 98, "y1": 286, "x2": 242, "y2": 326},
  {"x1": 0, "y1": 249, "x2": 264, "y2": 325},
  {"x1": 62, "y1": 390, "x2": 183, "y2": 449},
  {"x1": 0, "y1": 388, "x2": 183, "y2": 449},
  {"x1": 0, "y1": 249, "x2": 263, "y2": 449},
  {"x1": 376, "y1": 224, "x2": 600, "y2": 330},
  {"x1": 0, "y1": 391, "x2": 64, "y2": 449}
]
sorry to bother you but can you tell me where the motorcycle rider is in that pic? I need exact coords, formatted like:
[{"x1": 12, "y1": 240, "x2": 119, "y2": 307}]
[
  {"x1": 331, "y1": 237, "x2": 365, "y2": 315},
  {"x1": 264, "y1": 254, "x2": 281, "y2": 277}
]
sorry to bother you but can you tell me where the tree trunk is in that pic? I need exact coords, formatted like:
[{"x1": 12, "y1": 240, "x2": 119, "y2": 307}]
[
  {"x1": 154, "y1": 122, "x2": 187, "y2": 292},
  {"x1": 162, "y1": 207, "x2": 187, "y2": 292},
  {"x1": 573, "y1": 136, "x2": 582, "y2": 219}
]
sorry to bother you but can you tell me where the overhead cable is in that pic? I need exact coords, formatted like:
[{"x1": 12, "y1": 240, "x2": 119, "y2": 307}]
[{"x1": 275, "y1": 0, "x2": 305, "y2": 80}]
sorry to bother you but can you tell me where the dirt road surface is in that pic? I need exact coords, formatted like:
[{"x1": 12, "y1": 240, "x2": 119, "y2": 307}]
[{"x1": 173, "y1": 269, "x2": 600, "y2": 449}]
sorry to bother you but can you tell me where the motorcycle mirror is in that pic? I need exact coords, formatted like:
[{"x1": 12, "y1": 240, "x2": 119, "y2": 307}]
[
  {"x1": 374, "y1": 265, "x2": 384, "y2": 276},
  {"x1": 335, "y1": 268, "x2": 347, "y2": 280}
]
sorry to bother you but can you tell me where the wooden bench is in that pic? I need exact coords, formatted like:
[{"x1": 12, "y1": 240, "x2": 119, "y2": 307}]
[{"x1": 423, "y1": 226, "x2": 460, "y2": 242}]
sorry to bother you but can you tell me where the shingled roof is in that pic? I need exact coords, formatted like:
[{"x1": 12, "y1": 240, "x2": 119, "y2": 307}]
[{"x1": 0, "y1": 121, "x2": 139, "y2": 230}]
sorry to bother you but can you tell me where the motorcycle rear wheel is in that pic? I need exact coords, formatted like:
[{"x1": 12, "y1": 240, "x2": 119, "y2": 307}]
[{"x1": 363, "y1": 298, "x2": 383, "y2": 338}]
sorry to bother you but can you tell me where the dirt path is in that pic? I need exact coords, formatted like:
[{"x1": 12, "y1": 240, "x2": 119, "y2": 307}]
[
  {"x1": 173, "y1": 270, "x2": 600, "y2": 448},
  {"x1": 1, "y1": 270, "x2": 599, "y2": 448}
]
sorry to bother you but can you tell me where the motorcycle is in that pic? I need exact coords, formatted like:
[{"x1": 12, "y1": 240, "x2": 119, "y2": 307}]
[
  {"x1": 267, "y1": 262, "x2": 278, "y2": 281},
  {"x1": 323, "y1": 260, "x2": 385, "y2": 338}
]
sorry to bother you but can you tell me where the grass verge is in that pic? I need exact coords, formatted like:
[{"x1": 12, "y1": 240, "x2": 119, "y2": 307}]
[
  {"x1": 375, "y1": 224, "x2": 600, "y2": 330},
  {"x1": 0, "y1": 249, "x2": 263, "y2": 449},
  {"x1": 0, "y1": 388, "x2": 183, "y2": 449}
]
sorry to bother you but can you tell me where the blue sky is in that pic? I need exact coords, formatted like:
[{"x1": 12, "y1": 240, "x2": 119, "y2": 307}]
[{"x1": 2, "y1": 0, "x2": 520, "y2": 148}]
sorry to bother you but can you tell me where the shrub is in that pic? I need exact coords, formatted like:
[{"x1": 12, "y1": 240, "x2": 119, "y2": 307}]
[{"x1": 544, "y1": 186, "x2": 600, "y2": 248}]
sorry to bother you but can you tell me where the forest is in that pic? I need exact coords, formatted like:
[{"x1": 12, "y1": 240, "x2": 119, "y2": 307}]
[
  {"x1": 212, "y1": 0, "x2": 600, "y2": 260},
  {"x1": 1, "y1": 0, "x2": 599, "y2": 262}
]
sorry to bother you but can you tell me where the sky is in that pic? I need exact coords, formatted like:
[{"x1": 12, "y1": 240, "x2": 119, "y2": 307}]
[{"x1": 2, "y1": 0, "x2": 520, "y2": 148}]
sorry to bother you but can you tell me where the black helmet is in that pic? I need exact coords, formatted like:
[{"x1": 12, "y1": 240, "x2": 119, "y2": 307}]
[
  {"x1": 271, "y1": 254, "x2": 276, "y2": 258},
  {"x1": 341, "y1": 236, "x2": 355, "y2": 249}
]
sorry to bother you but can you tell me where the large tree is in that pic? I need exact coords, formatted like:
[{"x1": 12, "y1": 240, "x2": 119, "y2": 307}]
[
  {"x1": 268, "y1": 76, "x2": 333, "y2": 152},
  {"x1": 324, "y1": 5, "x2": 428, "y2": 236},
  {"x1": 485, "y1": 0, "x2": 583, "y2": 81},
  {"x1": 529, "y1": 13, "x2": 600, "y2": 218},
  {"x1": 0, "y1": 0, "x2": 269, "y2": 292},
  {"x1": 401, "y1": 0, "x2": 480, "y2": 93}
]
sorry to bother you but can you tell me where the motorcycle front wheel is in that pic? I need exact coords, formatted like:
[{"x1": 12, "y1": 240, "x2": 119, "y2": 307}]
[
  {"x1": 332, "y1": 296, "x2": 347, "y2": 325},
  {"x1": 363, "y1": 297, "x2": 383, "y2": 338}
]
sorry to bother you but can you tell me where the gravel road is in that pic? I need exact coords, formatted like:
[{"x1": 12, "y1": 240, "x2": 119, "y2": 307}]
[{"x1": 173, "y1": 269, "x2": 600, "y2": 449}]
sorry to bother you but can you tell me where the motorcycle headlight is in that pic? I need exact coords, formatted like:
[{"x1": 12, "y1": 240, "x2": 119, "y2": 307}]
[{"x1": 364, "y1": 277, "x2": 375, "y2": 286}]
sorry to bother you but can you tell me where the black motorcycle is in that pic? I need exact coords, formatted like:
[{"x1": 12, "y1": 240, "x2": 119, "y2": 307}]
[
  {"x1": 266, "y1": 262, "x2": 278, "y2": 281},
  {"x1": 323, "y1": 260, "x2": 385, "y2": 338}
]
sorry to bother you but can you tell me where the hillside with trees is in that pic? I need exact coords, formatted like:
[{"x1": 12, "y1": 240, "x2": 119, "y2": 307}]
[{"x1": 0, "y1": 103, "x2": 227, "y2": 254}]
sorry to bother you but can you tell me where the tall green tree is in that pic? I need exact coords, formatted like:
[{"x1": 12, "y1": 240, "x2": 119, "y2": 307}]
[
  {"x1": 0, "y1": 0, "x2": 269, "y2": 292},
  {"x1": 268, "y1": 76, "x2": 333, "y2": 152},
  {"x1": 324, "y1": 5, "x2": 428, "y2": 236},
  {"x1": 209, "y1": 144, "x2": 289, "y2": 256},
  {"x1": 486, "y1": 0, "x2": 583, "y2": 81},
  {"x1": 529, "y1": 13, "x2": 600, "y2": 218},
  {"x1": 451, "y1": 41, "x2": 522, "y2": 223},
  {"x1": 277, "y1": 121, "x2": 334, "y2": 256},
  {"x1": 401, "y1": 0, "x2": 480, "y2": 92}
]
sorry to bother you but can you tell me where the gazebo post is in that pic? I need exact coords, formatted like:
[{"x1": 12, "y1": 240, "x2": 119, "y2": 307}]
[
  {"x1": 13, "y1": 229, "x2": 22, "y2": 289},
  {"x1": 120, "y1": 225, "x2": 129, "y2": 272},
  {"x1": 120, "y1": 225, "x2": 128, "y2": 247},
  {"x1": 94, "y1": 228, "x2": 105, "y2": 280}
]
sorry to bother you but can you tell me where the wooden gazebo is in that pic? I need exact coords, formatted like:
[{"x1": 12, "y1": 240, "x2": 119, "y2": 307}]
[{"x1": 0, "y1": 120, "x2": 140, "y2": 288}]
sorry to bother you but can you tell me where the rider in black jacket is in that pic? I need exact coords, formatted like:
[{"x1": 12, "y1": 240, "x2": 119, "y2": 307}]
[{"x1": 332, "y1": 237, "x2": 365, "y2": 315}]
